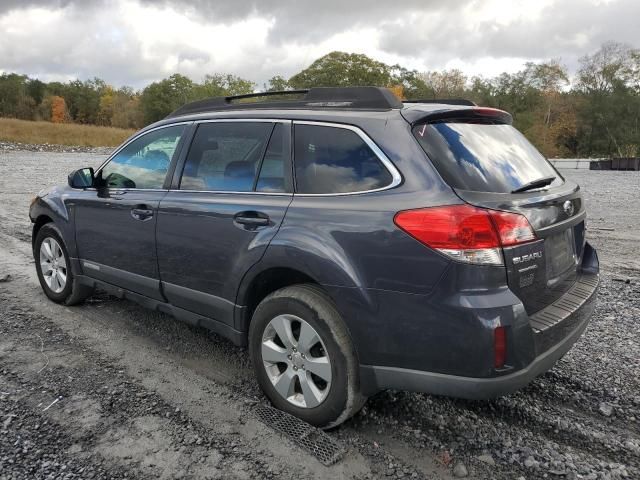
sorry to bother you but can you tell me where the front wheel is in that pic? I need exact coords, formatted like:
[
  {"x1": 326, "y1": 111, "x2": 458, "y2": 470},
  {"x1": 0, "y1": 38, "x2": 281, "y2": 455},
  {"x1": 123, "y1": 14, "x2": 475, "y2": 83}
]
[
  {"x1": 249, "y1": 284, "x2": 366, "y2": 428},
  {"x1": 34, "y1": 223, "x2": 93, "y2": 305}
]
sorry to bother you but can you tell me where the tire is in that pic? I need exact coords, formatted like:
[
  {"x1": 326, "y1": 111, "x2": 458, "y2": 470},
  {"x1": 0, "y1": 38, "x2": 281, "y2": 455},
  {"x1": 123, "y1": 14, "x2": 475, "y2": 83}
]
[
  {"x1": 34, "y1": 223, "x2": 94, "y2": 305},
  {"x1": 249, "y1": 284, "x2": 366, "y2": 428}
]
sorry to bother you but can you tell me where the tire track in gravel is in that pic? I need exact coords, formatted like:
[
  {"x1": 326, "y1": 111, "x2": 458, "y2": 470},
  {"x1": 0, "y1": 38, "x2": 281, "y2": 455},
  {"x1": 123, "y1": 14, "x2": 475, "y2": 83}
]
[
  {"x1": 0, "y1": 228, "x2": 449, "y2": 479},
  {"x1": 359, "y1": 389, "x2": 638, "y2": 479},
  {"x1": 0, "y1": 282, "x2": 296, "y2": 479},
  {"x1": 473, "y1": 395, "x2": 640, "y2": 467},
  {"x1": 1, "y1": 376, "x2": 144, "y2": 480}
]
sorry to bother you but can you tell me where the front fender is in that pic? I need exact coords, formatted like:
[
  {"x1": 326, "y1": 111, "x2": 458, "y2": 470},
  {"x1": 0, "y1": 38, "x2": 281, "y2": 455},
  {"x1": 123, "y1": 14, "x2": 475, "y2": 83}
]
[{"x1": 29, "y1": 185, "x2": 77, "y2": 257}]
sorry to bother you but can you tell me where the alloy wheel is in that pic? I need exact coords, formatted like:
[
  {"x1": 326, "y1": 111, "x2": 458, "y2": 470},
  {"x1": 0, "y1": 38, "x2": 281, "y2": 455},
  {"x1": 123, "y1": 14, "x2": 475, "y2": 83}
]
[
  {"x1": 261, "y1": 314, "x2": 332, "y2": 408},
  {"x1": 39, "y1": 237, "x2": 67, "y2": 294}
]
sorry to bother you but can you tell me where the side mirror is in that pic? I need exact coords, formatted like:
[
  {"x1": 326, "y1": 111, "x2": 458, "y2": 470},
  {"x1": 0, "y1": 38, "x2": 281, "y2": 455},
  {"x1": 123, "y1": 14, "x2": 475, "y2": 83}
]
[{"x1": 68, "y1": 167, "x2": 95, "y2": 189}]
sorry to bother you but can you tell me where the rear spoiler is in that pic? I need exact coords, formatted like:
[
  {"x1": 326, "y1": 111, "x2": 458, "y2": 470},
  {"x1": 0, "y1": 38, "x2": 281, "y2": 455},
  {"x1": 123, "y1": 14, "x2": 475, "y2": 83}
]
[{"x1": 401, "y1": 107, "x2": 513, "y2": 126}]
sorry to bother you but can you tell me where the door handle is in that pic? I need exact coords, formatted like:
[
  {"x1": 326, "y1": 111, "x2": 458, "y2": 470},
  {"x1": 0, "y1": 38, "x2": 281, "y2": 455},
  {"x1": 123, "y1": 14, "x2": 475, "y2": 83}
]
[
  {"x1": 233, "y1": 212, "x2": 270, "y2": 228},
  {"x1": 131, "y1": 205, "x2": 154, "y2": 221}
]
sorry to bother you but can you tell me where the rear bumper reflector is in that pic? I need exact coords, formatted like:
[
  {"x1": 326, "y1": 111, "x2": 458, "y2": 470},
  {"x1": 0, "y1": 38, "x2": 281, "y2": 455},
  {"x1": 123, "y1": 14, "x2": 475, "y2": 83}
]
[{"x1": 494, "y1": 326, "x2": 507, "y2": 368}]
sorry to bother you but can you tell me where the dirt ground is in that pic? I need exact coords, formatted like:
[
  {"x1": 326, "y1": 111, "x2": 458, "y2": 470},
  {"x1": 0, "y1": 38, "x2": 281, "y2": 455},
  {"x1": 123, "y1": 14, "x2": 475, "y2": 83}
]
[{"x1": 0, "y1": 150, "x2": 639, "y2": 480}]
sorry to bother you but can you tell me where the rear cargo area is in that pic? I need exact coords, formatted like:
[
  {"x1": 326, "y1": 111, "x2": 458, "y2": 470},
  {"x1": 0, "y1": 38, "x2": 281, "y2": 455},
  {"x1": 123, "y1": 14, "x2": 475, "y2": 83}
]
[{"x1": 411, "y1": 114, "x2": 594, "y2": 317}]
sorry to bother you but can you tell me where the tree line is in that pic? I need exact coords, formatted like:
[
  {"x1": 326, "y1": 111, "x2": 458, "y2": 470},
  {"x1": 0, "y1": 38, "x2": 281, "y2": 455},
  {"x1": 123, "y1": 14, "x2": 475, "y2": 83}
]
[{"x1": 1, "y1": 41, "x2": 638, "y2": 158}]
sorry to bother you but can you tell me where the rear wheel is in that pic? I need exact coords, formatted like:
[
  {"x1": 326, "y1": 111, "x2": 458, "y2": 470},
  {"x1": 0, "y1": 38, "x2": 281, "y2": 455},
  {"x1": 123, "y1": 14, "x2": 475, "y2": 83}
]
[
  {"x1": 249, "y1": 284, "x2": 366, "y2": 428},
  {"x1": 34, "y1": 224, "x2": 93, "y2": 305}
]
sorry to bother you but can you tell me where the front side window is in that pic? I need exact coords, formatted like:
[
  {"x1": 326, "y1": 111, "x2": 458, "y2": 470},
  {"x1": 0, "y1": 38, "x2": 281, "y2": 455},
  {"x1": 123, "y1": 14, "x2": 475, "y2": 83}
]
[
  {"x1": 98, "y1": 124, "x2": 185, "y2": 189},
  {"x1": 180, "y1": 122, "x2": 274, "y2": 192},
  {"x1": 294, "y1": 124, "x2": 393, "y2": 194}
]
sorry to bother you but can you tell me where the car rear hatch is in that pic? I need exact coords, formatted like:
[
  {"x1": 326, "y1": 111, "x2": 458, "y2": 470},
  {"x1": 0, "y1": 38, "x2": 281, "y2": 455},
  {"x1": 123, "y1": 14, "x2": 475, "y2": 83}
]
[{"x1": 406, "y1": 106, "x2": 587, "y2": 315}]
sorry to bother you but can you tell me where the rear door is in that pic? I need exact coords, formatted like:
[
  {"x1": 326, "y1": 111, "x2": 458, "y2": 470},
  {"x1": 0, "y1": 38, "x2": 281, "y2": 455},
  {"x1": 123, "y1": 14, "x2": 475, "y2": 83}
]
[
  {"x1": 156, "y1": 120, "x2": 293, "y2": 326},
  {"x1": 411, "y1": 116, "x2": 585, "y2": 314}
]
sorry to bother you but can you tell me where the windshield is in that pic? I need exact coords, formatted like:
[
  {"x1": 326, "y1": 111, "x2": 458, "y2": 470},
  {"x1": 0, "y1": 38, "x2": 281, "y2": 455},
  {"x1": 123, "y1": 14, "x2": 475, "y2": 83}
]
[{"x1": 413, "y1": 122, "x2": 563, "y2": 193}]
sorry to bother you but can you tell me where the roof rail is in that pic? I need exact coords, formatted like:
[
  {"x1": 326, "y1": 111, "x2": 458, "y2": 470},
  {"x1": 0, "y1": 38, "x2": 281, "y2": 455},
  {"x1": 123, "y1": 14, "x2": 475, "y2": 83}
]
[
  {"x1": 403, "y1": 98, "x2": 477, "y2": 106},
  {"x1": 166, "y1": 86, "x2": 403, "y2": 118}
]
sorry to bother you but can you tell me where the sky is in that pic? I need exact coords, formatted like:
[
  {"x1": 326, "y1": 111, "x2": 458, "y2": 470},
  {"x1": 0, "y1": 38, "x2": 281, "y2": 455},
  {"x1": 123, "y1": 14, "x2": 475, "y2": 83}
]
[{"x1": 0, "y1": 0, "x2": 638, "y2": 90}]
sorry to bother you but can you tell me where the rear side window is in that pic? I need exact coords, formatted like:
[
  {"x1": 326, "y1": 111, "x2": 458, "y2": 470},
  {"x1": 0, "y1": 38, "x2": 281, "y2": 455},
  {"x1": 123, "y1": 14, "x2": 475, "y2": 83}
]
[
  {"x1": 180, "y1": 122, "x2": 273, "y2": 192},
  {"x1": 294, "y1": 124, "x2": 393, "y2": 194},
  {"x1": 413, "y1": 122, "x2": 563, "y2": 193}
]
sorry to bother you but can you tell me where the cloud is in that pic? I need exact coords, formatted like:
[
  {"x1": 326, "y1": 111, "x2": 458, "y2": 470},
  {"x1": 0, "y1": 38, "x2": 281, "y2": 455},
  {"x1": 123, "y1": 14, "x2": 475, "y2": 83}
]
[
  {"x1": 378, "y1": 0, "x2": 640, "y2": 69},
  {"x1": 0, "y1": 4, "x2": 158, "y2": 86},
  {"x1": 140, "y1": 0, "x2": 452, "y2": 43},
  {"x1": 0, "y1": 1, "x2": 74, "y2": 14},
  {"x1": 0, "y1": 0, "x2": 638, "y2": 89}
]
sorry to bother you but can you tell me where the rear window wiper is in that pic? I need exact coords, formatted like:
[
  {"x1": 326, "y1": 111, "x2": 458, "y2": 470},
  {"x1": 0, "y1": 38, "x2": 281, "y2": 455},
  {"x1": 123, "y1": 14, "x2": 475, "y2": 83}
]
[{"x1": 511, "y1": 176, "x2": 556, "y2": 193}]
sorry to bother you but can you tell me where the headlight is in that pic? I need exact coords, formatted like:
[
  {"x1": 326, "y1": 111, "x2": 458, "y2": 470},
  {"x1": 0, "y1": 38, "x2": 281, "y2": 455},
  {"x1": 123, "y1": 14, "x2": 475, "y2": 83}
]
[{"x1": 30, "y1": 196, "x2": 38, "y2": 208}]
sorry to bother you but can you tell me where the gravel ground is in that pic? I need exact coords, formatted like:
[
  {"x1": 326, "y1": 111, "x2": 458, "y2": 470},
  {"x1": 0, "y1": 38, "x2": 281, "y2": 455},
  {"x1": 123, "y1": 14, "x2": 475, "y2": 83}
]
[
  {"x1": 0, "y1": 141, "x2": 114, "y2": 155},
  {"x1": 0, "y1": 149, "x2": 639, "y2": 479}
]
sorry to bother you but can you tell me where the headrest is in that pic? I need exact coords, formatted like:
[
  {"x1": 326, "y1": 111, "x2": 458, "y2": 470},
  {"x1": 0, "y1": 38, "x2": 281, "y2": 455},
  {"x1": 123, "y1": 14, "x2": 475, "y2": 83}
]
[
  {"x1": 144, "y1": 149, "x2": 169, "y2": 162},
  {"x1": 224, "y1": 161, "x2": 254, "y2": 178}
]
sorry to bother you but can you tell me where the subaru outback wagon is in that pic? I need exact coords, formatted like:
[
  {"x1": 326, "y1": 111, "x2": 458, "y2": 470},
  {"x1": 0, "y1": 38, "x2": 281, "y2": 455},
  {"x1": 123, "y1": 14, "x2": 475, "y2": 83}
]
[{"x1": 30, "y1": 87, "x2": 599, "y2": 428}]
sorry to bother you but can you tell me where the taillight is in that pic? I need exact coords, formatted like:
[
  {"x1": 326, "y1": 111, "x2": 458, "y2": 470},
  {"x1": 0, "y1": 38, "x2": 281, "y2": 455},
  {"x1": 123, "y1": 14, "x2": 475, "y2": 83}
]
[
  {"x1": 393, "y1": 204, "x2": 536, "y2": 265},
  {"x1": 494, "y1": 326, "x2": 507, "y2": 369},
  {"x1": 489, "y1": 210, "x2": 536, "y2": 246}
]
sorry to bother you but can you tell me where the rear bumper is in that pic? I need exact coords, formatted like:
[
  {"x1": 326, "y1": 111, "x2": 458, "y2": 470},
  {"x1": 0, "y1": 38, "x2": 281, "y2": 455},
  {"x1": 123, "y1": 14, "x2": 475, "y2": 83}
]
[{"x1": 360, "y1": 246, "x2": 599, "y2": 399}]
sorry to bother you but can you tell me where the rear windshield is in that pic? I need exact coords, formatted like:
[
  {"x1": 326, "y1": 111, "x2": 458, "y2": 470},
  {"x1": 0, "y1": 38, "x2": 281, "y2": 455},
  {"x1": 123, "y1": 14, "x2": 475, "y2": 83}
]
[{"x1": 413, "y1": 122, "x2": 563, "y2": 193}]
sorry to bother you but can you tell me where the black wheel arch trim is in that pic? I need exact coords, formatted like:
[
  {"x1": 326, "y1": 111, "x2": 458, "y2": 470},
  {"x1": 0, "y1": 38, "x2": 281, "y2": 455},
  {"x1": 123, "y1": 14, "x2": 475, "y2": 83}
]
[
  {"x1": 30, "y1": 193, "x2": 77, "y2": 257},
  {"x1": 233, "y1": 251, "x2": 376, "y2": 336}
]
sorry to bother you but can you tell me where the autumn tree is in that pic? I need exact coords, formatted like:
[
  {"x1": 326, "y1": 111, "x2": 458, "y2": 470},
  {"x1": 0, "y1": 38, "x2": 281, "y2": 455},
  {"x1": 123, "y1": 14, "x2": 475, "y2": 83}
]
[
  {"x1": 388, "y1": 85, "x2": 404, "y2": 100},
  {"x1": 50, "y1": 96, "x2": 69, "y2": 123},
  {"x1": 392, "y1": 67, "x2": 432, "y2": 99}
]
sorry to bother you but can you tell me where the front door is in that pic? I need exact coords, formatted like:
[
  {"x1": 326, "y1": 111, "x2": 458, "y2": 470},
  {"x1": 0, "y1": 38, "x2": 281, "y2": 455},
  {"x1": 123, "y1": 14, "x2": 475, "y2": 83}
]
[
  {"x1": 156, "y1": 120, "x2": 293, "y2": 325},
  {"x1": 74, "y1": 124, "x2": 187, "y2": 300}
]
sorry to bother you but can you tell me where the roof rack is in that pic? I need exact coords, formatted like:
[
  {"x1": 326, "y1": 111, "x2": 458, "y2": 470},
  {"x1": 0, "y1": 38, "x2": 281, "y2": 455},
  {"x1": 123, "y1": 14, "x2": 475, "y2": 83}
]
[
  {"x1": 167, "y1": 86, "x2": 404, "y2": 118},
  {"x1": 403, "y1": 98, "x2": 477, "y2": 106}
]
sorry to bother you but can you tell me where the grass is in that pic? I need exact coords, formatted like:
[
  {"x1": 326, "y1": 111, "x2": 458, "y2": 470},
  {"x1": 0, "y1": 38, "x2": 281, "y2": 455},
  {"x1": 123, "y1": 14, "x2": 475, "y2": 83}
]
[{"x1": 0, "y1": 118, "x2": 136, "y2": 147}]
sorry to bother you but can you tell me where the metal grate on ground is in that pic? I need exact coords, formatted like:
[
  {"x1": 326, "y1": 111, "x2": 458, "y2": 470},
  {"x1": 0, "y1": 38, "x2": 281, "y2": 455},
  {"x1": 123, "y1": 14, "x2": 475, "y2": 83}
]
[{"x1": 253, "y1": 404, "x2": 346, "y2": 466}]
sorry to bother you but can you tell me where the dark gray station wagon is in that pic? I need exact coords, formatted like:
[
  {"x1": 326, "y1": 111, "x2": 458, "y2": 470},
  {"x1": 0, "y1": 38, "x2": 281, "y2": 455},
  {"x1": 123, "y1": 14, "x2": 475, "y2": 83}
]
[{"x1": 30, "y1": 87, "x2": 599, "y2": 427}]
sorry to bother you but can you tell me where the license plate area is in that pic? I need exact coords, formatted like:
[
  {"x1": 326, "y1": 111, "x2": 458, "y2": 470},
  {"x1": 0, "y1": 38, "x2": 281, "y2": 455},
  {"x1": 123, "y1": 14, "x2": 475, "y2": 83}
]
[{"x1": 545, "y1": 228, "x2": 577, "y2": 286}]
